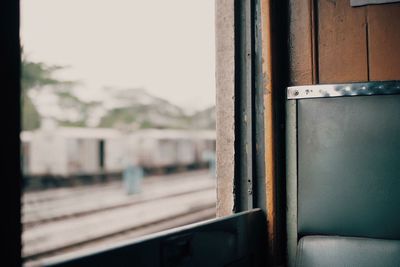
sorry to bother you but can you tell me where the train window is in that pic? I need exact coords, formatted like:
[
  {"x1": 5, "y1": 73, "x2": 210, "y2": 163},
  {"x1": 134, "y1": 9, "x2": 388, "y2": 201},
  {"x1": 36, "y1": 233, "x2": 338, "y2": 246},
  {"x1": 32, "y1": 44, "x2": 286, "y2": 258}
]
[{"x1": 20, "y1": 0, "x2": 216, "y2": 266}]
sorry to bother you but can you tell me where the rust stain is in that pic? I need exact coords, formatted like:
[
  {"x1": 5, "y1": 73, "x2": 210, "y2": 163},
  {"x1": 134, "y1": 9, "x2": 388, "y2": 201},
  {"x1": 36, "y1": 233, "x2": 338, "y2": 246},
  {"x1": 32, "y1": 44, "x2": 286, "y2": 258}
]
[{"x1": 260, "y1": 0, "x2": 277, "y2": 263}]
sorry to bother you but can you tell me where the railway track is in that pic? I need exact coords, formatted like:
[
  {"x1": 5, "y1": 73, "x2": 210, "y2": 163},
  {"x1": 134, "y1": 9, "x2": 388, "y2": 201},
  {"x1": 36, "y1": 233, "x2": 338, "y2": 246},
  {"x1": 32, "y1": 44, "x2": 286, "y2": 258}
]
[
  {"x1": 23, "y1": 173, "x2": 214, "y2": 227},
  {"x1": 24, "y1": 206, "x2": 215, "y2": 267},
  {"x1": 23, "y1": 170, "x2": 209, "y2": 205},
  {"x1": 22, "y1": 170, "x2": 216, "y2": 266}
]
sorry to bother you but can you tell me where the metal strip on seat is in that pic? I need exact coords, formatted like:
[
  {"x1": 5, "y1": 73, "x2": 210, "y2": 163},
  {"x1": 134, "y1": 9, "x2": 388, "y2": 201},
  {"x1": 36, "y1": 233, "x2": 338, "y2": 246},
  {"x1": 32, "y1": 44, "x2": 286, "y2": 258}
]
[
  {"x1": 287, "y1": 80, "x2": 400, "y2": 100},
  {"x1": 351, "y1": 0, "x2": 400, "y2": 7}
]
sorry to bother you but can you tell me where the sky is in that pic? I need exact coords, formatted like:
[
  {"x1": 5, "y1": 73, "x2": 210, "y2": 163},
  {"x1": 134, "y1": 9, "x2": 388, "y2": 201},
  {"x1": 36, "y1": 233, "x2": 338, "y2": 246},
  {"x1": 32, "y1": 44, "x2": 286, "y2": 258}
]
[{"x1": 21, "y1": 0, "x2": 216, "y2": 112}]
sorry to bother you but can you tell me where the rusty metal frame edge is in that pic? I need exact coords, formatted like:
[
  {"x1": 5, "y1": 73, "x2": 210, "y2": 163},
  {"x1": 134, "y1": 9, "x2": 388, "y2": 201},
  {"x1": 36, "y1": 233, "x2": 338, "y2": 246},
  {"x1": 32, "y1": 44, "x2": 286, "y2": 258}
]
[
  {"x1": 234, "y1": 0, "x2": 254, "y2": 212},
  {"x1": 234, "y1": 0, "x2": 266, "y2": 213},
  {"x1": 287, "y1": 80, "x2": 400, "y2": 100},
  {"x1": 253, "y1": 0, "x2": 266, "y2": 213}
]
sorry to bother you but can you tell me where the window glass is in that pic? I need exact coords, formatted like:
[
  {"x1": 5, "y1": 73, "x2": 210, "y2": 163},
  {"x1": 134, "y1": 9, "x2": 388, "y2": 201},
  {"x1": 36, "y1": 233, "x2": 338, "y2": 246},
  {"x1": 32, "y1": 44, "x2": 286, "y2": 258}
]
[{"x1": 20, "y1": 1, "x2": 216, "y2": 266}]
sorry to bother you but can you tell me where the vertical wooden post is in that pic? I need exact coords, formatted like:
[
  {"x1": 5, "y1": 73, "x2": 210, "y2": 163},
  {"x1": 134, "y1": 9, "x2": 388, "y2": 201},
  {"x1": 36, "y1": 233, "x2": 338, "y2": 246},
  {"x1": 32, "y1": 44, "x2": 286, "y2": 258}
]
[{"x1": 259, "y1": 0, "x2": 277, "y2": 263}]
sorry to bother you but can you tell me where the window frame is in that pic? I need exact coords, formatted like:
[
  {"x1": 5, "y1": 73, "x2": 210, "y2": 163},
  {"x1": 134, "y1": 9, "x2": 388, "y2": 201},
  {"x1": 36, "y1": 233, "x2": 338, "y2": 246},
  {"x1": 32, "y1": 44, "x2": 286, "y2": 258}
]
[
  {"x1": 1, "y1": 0, "x2": 22, "y2": 266},
  {"x1": 3, "y1": 0, "x2": 288, "y2": 265}
]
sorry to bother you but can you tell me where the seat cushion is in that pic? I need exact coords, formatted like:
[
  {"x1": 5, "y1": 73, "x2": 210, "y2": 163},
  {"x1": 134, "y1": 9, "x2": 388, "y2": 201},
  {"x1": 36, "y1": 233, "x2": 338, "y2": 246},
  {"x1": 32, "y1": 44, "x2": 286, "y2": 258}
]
[{"x1": 296, "y1": 236, "x2": 400, "y2": 267}]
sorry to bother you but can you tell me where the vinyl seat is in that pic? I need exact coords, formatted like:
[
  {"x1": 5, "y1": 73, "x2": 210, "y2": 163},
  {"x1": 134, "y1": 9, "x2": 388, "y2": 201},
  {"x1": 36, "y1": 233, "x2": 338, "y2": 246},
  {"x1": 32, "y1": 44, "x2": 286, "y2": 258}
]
[
  {"x1": 296, "y1": 235, "x2": 400, "y2": 267},
  {"x1": 287, "y1": 82, "x2": 400, "y2": 267}
]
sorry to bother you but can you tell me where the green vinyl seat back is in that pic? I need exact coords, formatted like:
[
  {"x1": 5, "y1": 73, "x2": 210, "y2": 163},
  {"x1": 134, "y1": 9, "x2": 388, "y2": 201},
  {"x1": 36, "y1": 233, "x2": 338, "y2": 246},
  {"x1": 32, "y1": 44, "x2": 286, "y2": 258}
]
[{"x1": 286, "y1": 81, "x2": 400, "y2": 267}]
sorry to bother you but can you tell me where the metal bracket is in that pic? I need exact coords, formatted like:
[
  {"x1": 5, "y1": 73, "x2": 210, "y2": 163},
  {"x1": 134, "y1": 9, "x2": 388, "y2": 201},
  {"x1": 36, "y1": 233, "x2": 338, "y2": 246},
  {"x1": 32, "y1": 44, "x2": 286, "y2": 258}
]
[
  {"x1": 287, "y1": 81, "x2": 400, "y2": 100},
  {"x1": 351, "y1": 0, "x2": 400, "y2": 7}
]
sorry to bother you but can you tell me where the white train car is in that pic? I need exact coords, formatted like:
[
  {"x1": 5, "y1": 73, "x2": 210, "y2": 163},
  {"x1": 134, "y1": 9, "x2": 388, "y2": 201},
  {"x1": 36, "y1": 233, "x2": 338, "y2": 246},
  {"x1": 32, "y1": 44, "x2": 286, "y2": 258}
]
[
  {"x1": 191, "y1": 130, "x2": 216, "y2": 164},
  {"x1": 104, "y1": 135, "x2": 131, "y2": 173},
  {"x1": 128, "y1": 130, "x2": 182, "y2": 169},
  {"x1": 176, "y1": 138, "x2": 196, "y2": 166},
  {"x1": 21, "y1": 128, "x2": 216, "y2": 185},
  {"x1": 23, "y1": 127, "x2": 121, "y2": 177},
  {"x1": 20, "y1": 131, "x2": 33, "y2": 176},
  {"x1": 127, "y1": 129, "x2": 215, "y2": 170}
]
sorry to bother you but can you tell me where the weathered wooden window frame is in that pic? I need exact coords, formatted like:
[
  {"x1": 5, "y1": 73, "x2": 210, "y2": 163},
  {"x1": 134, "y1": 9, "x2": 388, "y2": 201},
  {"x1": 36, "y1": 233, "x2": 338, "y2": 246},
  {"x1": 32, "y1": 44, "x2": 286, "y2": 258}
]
[
  {"x1": 216, "y1": 0, "x2": 287, "y2": 265},
  {"x1": 216, "y1": 0, "x2": 267, "y2": 216}
]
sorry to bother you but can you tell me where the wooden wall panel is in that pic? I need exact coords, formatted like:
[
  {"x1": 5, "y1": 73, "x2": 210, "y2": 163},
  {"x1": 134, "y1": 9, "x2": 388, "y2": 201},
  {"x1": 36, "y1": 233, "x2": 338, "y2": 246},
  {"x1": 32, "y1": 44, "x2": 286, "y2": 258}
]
[
  {"x1": 288, "y1": 0, "x2": 314, "y2": 85},
  {"x1": 318, "y1": 0, "x2": 369, "y2": 83},
  {"x1": 367, "y1": 3, "x2": 400, "y2": 80}
]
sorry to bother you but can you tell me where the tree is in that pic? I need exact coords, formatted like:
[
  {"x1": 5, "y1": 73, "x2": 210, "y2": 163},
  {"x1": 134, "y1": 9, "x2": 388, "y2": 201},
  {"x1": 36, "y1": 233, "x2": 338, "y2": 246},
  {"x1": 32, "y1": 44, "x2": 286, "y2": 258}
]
[
  {"x1": 21, "y1": 55, "x2": 75, "y2": 130},
  {"x1": 22, "y1": 93, "x2": 41, "y2": 131}
]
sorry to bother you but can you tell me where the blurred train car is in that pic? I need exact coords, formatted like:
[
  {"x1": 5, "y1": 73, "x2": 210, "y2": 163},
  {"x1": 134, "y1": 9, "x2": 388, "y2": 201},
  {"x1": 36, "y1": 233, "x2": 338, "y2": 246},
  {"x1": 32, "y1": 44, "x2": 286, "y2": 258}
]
[
  {"x1": 20, "y1": 131, "x2": 33, "y2": 176},
  {"x1": 20, "y1": 128, "x2": 216, "y2": 187},
  {"x1": 21, "y1": 128, "x2": 122, "y2": 182},
  {"x1": 127, "y1": 130, "x2": 179, "y2": 170},
  {"x1": 127, "y1": 129, "x2": 215, "y2": 172},
  {"x1": 192, "y1": 130, "x2": 216, "y2": 167}
]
